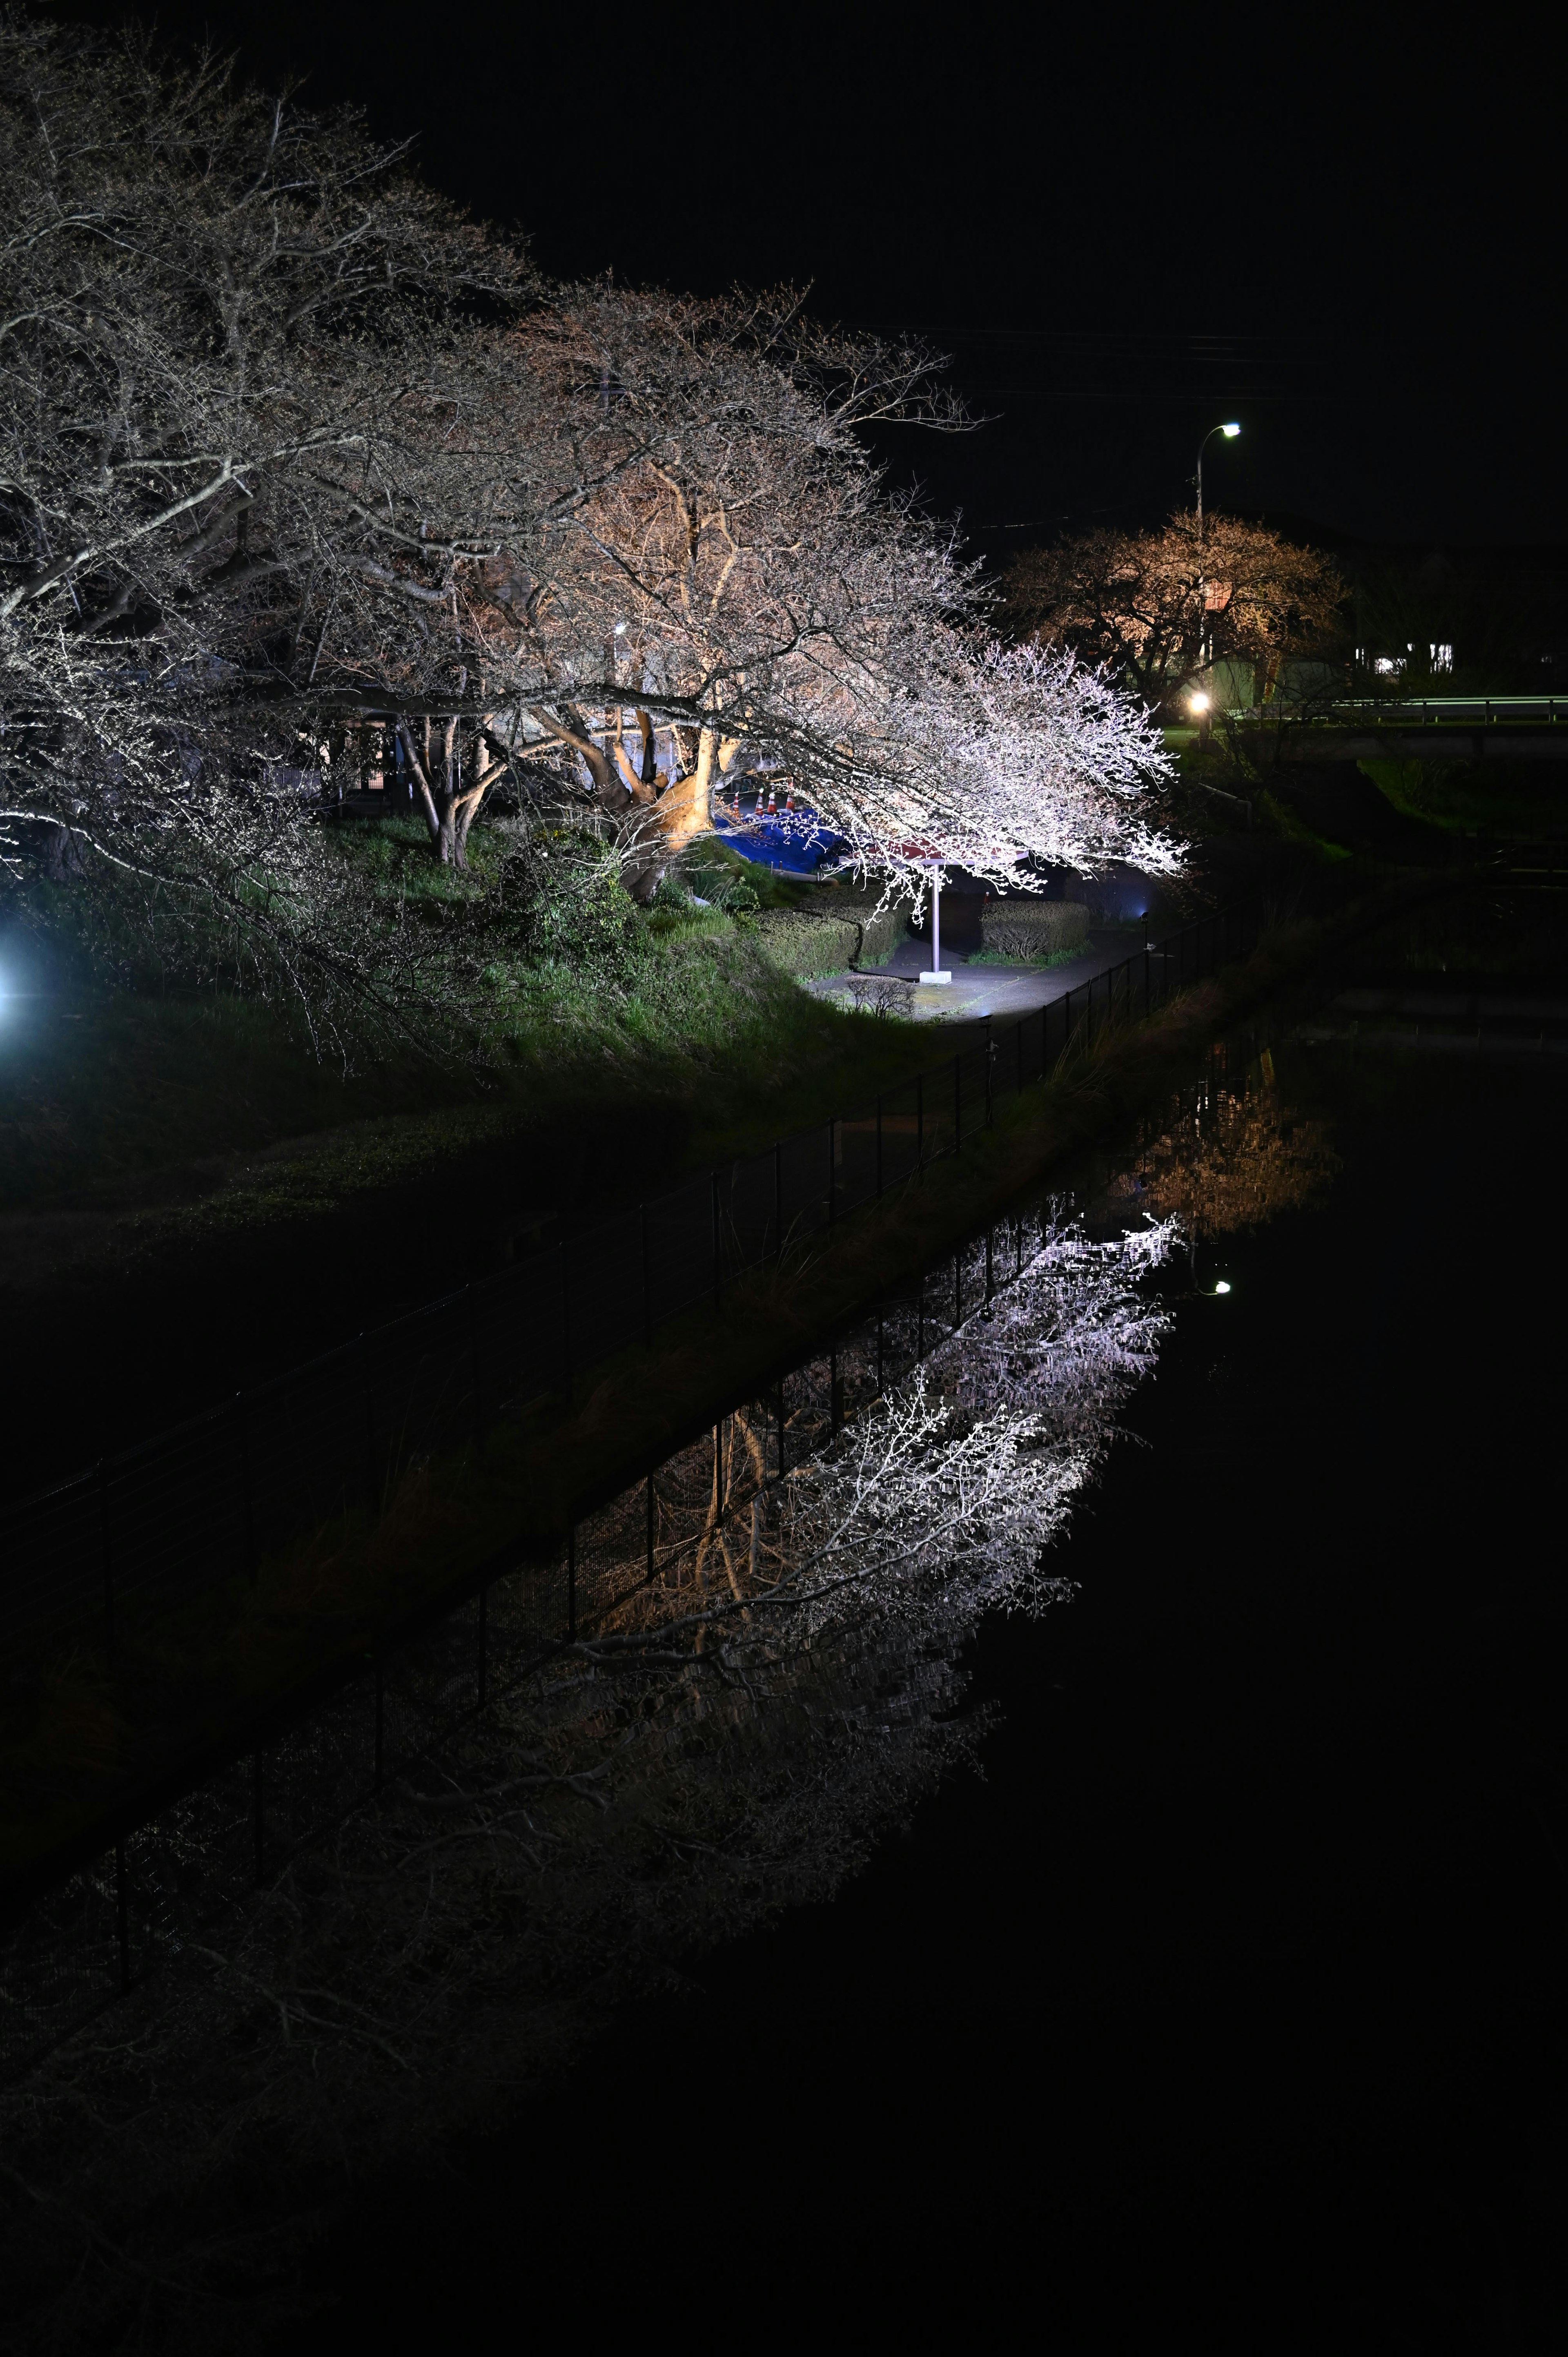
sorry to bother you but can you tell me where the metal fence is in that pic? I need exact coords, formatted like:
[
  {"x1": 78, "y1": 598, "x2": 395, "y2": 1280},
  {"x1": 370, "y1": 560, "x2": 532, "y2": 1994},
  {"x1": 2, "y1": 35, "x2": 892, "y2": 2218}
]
[{"x1": 0, "y1": 902, "x2": 1264, "y2": 1659}]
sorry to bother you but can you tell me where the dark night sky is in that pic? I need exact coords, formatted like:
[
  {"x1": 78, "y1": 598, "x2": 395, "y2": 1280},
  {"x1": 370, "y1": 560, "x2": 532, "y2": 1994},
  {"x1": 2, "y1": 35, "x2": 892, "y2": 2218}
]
[{"x1": 47, "y1": 2, "x2": 1568, "y2": 561}]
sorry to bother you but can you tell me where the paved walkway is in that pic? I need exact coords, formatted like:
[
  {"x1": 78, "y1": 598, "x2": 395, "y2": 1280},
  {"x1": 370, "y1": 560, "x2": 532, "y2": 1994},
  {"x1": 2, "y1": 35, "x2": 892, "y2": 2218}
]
[{"x1": 802, "y1": 927, "x2": 1147, "y2": 1024}]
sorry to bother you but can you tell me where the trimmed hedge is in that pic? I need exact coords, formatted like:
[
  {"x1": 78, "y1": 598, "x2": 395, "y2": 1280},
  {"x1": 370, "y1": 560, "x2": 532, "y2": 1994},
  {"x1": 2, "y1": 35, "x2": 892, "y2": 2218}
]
[
  {"x1": 801, "y1": 887, "x2": 909, "y2": 968},
  {"x1": 753, "y1": 909, "x2": 862, "y2": 978},
  {"x1": 855, "y1": 898, "x2": 909, "y2": 966},
  {"x1": 979, "y1": 899, "x2": 1090, "y2": 962},
  {"x1": 755, "y1": 890, "x2": 910, "y2": 979}
]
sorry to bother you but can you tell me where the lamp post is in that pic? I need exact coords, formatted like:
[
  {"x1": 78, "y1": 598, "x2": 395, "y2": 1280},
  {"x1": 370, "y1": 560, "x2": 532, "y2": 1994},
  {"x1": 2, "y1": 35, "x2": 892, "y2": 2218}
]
[
  {"x1": 1194, "y1": 421, "x2": 1241, "y2": 700},
  {"x1": 918, "y1": 861, "x2": 952, "y2": 986},
  {"x1": 1195, "y1": 421, "x2": 1241, "y2": 540}
]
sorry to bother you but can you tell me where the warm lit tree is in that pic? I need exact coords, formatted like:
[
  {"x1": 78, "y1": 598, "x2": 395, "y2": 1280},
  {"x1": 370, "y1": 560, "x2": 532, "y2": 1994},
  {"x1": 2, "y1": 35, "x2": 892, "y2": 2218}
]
[
  {"x1": 1000, "y1": 510, "x2": 1345, "y2": 716},
  {"x1": 433, "y1": 289, "x2": 1181, "y2": 902}
]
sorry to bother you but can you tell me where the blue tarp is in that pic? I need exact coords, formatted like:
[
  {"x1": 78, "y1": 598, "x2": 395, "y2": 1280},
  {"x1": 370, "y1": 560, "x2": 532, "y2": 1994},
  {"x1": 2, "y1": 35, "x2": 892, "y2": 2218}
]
[{"x1": 710, "y1": 798, "x2": 846, "y2": 875}]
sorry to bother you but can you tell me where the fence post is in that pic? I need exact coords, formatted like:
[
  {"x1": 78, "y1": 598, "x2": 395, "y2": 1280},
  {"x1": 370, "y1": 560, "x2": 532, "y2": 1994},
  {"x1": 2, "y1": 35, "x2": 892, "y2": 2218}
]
[
  {"x1": 236, "y1": 1394, "x2": 258, "y2": 1587},
  {"x1": 559, "y1": 1242, "x2": 573, "y2": 1404},
  {"x1": 468, "y1": 1283, "x2": 486, "y2": 1457},
  {"x1": 712, "y1": 1169, "x2": 723, "y2": 1305},
  {"x1": 876, "y1": 1301, "x2": 885, "y2": 1395},
  {"x1": 954, "y1": 1248, "x2": 962, "y2": 1330},
  {"x1": 251, "y1": 1749, "x2": 264, "y2": 1885},
  {"x1": 985, "y1": 1225, "x2": 994, "y2": 1302},
  {"x1": 97, "y1": 1458, "x2": 116, "y2": 1661},
  {"x1": 360, "y1": 1333, "x2": 378, "y2": 1514},
  {"x1": 641, "y1": 1200, "x2": 654, "y2": 1348},
  {"x1": 115, "y1": 1840, "x2": 130, "y2": 1994},
  {"x1": 984, "y1": 1018, "x2": 994, "y2": 1128},
  {"x1": 917, "y1": 1269, "x2": 925, "y2": 1360}
]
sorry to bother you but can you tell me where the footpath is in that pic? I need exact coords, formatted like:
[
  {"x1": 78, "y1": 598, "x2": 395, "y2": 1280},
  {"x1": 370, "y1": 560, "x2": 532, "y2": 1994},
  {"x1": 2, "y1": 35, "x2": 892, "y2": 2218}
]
[{"x1": 804, "y1": 924, "x2": 1149, "y2": 1023}]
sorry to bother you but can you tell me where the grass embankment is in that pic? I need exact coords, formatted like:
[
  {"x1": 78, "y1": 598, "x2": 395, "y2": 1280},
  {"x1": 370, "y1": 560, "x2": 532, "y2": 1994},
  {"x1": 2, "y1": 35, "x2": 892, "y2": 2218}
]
[
  {"x1": 0, "y1": 866, "x2": 1448, "y2": 1890},
  {"x1": 1356, "y1": 756, "x2": 1568, "y2": 835},
  {"x1": 0, "y1": 831, "x2": 942, "y2": 1490},
  {"x1": 0, "y1": 835, "x2": 927, "y2": 1242}
]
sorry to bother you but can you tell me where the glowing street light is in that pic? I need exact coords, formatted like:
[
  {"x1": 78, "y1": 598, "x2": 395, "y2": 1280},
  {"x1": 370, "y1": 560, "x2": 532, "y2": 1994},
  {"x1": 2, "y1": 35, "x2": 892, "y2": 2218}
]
[
  {"x1": 1194, "y1": 424, "x2": 1241, "y2": 720},
  {"x1": 1195, "y1": 422, "x2": 1241, "y2": 537},
  {"x1": 1214, "y1": 1280, "x2": 1232, "y2": 1294}
]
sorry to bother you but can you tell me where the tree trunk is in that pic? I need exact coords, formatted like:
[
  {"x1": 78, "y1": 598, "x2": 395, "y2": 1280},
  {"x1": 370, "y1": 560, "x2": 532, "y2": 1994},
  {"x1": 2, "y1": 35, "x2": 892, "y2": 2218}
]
[
  {"x1": 394, "y1": 716, "x2": 499, "y2": 867},
  {"x1": 636, "y1": 706, "x2": 658, "y2": 787},
  {"x1": 621, "y1": 729, "x2": 741, "y2": 903}
]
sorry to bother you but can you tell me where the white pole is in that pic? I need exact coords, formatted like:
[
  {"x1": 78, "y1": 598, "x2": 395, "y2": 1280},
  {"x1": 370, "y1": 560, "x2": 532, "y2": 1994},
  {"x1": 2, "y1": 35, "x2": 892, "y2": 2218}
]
[{"x1": 919, "y1": 861, "x2": 952, "y2": 985}]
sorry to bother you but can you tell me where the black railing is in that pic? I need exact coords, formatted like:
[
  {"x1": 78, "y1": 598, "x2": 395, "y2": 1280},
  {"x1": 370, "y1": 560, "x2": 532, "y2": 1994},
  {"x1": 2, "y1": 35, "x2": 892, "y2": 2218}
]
[{"x1": 0, "y1": 900, "x2": 1265, "y2": 1656}]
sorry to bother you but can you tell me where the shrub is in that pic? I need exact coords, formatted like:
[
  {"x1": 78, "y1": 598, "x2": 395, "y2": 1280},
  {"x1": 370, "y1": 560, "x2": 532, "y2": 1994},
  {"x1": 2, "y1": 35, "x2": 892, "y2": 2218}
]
[
  {"x1": 519, "y1": 829, "x2": 641, "y2": 977},
  {"x1": 753, "y1": 909, "x2": 861, "y2": 978},
  {"x1": 979, "y1": 899, "x2": 1090, "y2": 962}
]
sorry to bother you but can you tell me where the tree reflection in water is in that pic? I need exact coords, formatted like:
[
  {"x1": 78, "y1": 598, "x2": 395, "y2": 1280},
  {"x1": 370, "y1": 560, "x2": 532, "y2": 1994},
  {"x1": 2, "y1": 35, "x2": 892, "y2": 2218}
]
[
  {"x1": 0, "y1": 1213, "x2": 1179, "y2": 2336},
  {"x1": 1120, "y1": 1045, "x2": 1338, "y2": 1237}
]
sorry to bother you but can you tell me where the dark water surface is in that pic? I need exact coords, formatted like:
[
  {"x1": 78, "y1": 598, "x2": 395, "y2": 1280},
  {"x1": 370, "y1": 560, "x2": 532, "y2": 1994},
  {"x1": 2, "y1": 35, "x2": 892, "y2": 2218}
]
[{"x1": 297, "y1": 1015, "x2": 1568, "y2": 2349}]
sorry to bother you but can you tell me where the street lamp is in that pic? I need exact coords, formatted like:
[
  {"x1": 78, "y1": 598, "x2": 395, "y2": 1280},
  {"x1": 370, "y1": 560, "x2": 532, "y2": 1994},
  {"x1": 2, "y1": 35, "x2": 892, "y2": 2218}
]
[
  {"x1": 1194, "y1": 424, "x2": 1240, "y2": 707},
  {"x1": 1195, "y1": 421, "x2": 1241, "y2": 538}
]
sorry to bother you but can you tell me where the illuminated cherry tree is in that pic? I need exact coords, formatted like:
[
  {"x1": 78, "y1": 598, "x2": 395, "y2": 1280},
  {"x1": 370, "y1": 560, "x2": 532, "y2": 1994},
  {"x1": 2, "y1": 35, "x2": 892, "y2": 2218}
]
[{"x1": 0, "y1": 17, "x2": 1179, "y2": 1006}]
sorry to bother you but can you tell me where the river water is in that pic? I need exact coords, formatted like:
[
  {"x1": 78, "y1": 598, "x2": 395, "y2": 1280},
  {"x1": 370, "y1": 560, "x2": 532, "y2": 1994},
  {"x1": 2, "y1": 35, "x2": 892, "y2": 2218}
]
[{"x1": 296, "y1": 888, "x2": 1568, "y2": 2348}]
